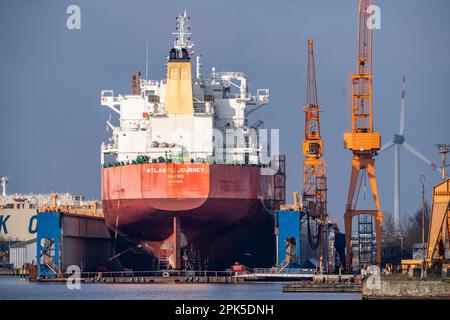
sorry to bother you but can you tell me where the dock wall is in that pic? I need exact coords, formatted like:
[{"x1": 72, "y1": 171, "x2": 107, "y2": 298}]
[{"x1": 363, "y1": 278, "x2": 450, "y2": 299}]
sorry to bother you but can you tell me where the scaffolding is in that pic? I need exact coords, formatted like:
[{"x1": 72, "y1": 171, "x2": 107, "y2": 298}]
[{"x1": 357, "y1": 214, "x2": 375, "y2": 270}]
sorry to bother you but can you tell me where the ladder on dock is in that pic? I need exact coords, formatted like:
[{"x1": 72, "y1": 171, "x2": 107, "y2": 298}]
[{"x1": 158, "y1": 249, "x2": 171, "y2": 270}]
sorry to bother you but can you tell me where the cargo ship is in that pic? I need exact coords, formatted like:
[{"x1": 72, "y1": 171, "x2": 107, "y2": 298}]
[{"x1": 100, "y1": 11, "x2": 285, "y2": 270}]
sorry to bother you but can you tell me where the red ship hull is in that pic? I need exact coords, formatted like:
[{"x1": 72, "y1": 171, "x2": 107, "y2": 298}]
[{"x1": 101, "y1": 163, "x2": 279, "y2": 269}]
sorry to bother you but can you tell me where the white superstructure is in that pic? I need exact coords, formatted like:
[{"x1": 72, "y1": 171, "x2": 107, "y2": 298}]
[
  {"x1": 100, "y1": 11, "x2": 270, "y2": 166},
  {"x1": 0, "y1": 191, "x2": 98, "y2": 242}
]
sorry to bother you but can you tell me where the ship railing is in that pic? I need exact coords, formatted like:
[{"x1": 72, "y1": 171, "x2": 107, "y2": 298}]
[
  {"x1": 215, "y1": 71, "x2": 245, "y2": 78},
  {"x1": 102, "y1": 155, "x2": 274, "y2": 168},
  {"x1": 252, "y1": 268, "x2": 316, "y2": 275},
  {"x1": 102, "y1": 143, "x2": 117, "y2": 152},
  {"x1": 193, "y1": 103, "x2": 206, "y2": 114}
]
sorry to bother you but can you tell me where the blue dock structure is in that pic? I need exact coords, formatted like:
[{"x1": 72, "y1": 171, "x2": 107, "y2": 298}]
[{"x1": 36, "y1": 194, "x2": 113, "y2": 279}]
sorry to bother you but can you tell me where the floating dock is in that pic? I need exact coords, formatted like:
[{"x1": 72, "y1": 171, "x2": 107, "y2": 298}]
[{"x1": 33, "y1": 270, "x2": 241, "y2": 284}]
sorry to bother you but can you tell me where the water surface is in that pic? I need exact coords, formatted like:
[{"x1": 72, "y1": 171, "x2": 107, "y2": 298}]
[{"x1": 0, "y1": 276, "x2": 362, "y2": 300}]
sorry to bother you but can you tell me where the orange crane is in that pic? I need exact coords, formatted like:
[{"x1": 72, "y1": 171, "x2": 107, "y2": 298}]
[
  {"x1": 343, "y1": 0, "x2": 383, "y2": 271},
  {"x1": 302, "y1": 39, "x2": 328, "y2": 272}
]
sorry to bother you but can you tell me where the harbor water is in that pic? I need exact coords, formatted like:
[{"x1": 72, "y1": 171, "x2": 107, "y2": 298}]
[{"x1": 0, "y1": 277, "x2": 361, "y2": 300}]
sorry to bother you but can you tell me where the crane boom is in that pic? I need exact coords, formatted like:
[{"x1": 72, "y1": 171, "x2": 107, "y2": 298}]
[{"x1": 304, "y1": 39, "x2": 322, "y2": 156}]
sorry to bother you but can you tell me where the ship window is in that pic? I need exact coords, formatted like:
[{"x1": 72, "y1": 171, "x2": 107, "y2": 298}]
[{"x1": 145, "y1": 90, "x2": 155, "y2": 96}]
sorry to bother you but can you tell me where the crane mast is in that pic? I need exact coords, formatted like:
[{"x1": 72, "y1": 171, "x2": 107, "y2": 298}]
[
  {"x1": 302, "y1": 39, "x2": 328, "y2": 273},
  {"x1": 343, "y1": 0, "x2": 383, "y2": 271},
  {"x1": 353, "y1": 0, "x2": 373, "y2": 132}
]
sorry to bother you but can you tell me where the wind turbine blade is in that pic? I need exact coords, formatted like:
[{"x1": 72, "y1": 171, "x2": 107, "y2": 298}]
[
  {"x1": 402, "y1": 141, "x2": 441, "y2": 173},
  {"x1": 399, "y1": 76, "x2": 406, "y2": 135},
  {"x1": 378, "y1": 139, "x2": 395, "y2": 154}
]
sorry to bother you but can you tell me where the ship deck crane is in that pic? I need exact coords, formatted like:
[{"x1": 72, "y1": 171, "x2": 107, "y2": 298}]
[
  {"x1": 343, "y1": 0, "x2": 383, "y2": 271},
  {"x1": 302, "y1": 39, "x2": 328, "y2": 273}
]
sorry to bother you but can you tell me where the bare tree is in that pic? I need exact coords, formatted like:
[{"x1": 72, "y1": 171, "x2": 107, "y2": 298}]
[
  {"x1": 402, "y1": 202, "x2": 430, "y2": 256},
  {"x1": 382, "y1": 203, "x2": 430, "y2": 264},
  {"x1": 382, "y1": 212, "x2": 403, "y2": 264}
]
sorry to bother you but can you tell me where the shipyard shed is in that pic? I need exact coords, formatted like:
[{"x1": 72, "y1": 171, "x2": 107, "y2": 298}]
[
  {"x1": 37, "y1": 211, "x2": 114, "y2": 277},
  {"x1": 9, "y1": 238, "x2": 36, "y2": 269}
]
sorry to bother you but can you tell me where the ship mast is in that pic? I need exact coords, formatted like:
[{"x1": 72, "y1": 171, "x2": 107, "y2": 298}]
[{"x1": 172, "y1": 10, "x2": 194, "y2": 54}]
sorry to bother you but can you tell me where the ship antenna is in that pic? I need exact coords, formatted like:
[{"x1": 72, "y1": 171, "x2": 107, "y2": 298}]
[
  {"x1": 145, "y1": 40, "x2": 149, "y2": 80},
  {"x1": 173, "y1": 9, "x2": 193, "y2": 55}
]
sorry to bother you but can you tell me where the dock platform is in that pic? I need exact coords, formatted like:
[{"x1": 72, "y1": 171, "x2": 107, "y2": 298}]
[
  {"x1": 283, "y1": 283, "x2": 362, "y2": 293},
  {"x1": 33, "y1": 270, "x2": 243, "y2": 284},
  {"x1": 283, "y1": 274, "x2": 362, "y2": 293},
  {"x1": 236, "y1": 268, "x2": 315, "y2": 281}
]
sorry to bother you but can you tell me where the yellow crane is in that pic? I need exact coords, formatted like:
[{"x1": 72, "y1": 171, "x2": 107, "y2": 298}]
[
  {"x1": 426, "y1": 146, "x2": 449, "y2": 269},
  {"x1": 302, "y1": 39, "x2": 328, "y2": 273},
  {"x1": 343, "y1": 0, "x2": 383, "y2": 271}
]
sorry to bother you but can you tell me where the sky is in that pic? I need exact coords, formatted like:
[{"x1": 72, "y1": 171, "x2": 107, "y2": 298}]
[{"x1": 0, "y1": 0, "x2": 449, "y2": 228}]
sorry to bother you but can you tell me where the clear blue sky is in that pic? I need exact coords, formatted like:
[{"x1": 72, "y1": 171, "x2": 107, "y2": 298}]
[{"x1": 0, "y1": 0, "x2": 449, "y2": 228}]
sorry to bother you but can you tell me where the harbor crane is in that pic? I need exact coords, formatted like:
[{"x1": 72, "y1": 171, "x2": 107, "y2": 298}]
[
  {"x1": 343, "y1": 0, "x2": 383, "y2": 271},
  {"x1": 302, "y1": 39, "x2": 328, "y2": 273},
  {"x1": 426, "y1": 146, "x2": 450, "y2": 269}
]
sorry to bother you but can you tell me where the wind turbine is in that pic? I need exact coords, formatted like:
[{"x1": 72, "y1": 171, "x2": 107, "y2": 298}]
[{"x1": 377, "y1": 76, "x2": 442, "y2": 230}]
